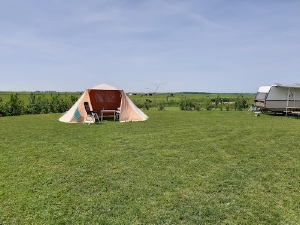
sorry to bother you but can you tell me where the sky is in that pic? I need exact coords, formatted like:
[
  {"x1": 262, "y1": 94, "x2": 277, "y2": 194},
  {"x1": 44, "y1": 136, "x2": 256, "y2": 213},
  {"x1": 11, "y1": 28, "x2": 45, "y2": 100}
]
[{"x1": 1, "y1": 0, "x2": 299, "y2": 93}]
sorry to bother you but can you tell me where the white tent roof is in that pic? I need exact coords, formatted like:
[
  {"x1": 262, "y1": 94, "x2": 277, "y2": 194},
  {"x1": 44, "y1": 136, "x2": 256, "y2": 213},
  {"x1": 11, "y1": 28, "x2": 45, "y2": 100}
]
[{"x1": 91, "y1": 84, "x2": 118, "y2": 90}]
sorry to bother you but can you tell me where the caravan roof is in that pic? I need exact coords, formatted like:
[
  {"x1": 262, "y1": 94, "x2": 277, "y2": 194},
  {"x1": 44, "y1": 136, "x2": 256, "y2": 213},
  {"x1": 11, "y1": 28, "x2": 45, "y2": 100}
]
[
  {"x1": 258, "y1": 84, "x2": 300, "y2": 93},
  {"x1": 272, "y1": 84, "x2": 300, "y2": 88},
  {"x1": 258, "y1": 86, "x2": 272, "y2": 93}
]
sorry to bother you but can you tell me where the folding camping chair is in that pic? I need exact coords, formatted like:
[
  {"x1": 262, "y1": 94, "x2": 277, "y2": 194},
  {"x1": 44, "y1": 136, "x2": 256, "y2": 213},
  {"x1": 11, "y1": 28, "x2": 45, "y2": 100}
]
[
  {"x1": 115, "y1": 107, "x2": 121, "y2": 120},
  {"x1": 83, "y1": 102, "x2": 100, "y2": 124}
]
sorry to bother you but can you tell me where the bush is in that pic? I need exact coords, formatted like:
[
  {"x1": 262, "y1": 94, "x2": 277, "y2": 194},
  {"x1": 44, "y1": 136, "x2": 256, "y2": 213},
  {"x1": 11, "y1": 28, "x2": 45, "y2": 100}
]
[
  {"x1": 0, "y1": 101, "x2": 7, "y2": 116},
  {"x1": 234, "y1": 95, "x2": 248, "y2": 111},
  {"x1": 157, "y1": 101, "x2": 165, "y2": 111},
  {"x1": 49, "y1": 93, "x2": 77, "y2": 113},
  {"x1": 194, "y1": 103, "x2": 201, "y2": 111},
  {"x1": 225, "y1": 103, "x2": 230, "y2": 111},
  {"x1": 144, "y1": 102, "x2": 150, "y2": 110},
  {"x1": 214, "y1": 95, "x2": 221, "y2": 110},
  {"x1": 131, "y1": 100, "x2": 144, "y2": 109},
  {"x1": 219, "y1": 102, "x2": 223, "y2": 111},
  {"x1": 36, "y1": 96, "x2": 51, "y2": 114},
  {"x1": 179, "y1": 97, "x2": 203, "y2": 111},
  {"x1": 26, "y1": 92, "x2": 43, "y2": 114},
  {"x1": 206, "y1": 98, "x2": 213, "y2": 111},
  {"x1": 179, "y1": 97, "x2": 194, "y2": 110},
  {"x1": 6, "y1": 93, "x2": 24, "y2": 116}
]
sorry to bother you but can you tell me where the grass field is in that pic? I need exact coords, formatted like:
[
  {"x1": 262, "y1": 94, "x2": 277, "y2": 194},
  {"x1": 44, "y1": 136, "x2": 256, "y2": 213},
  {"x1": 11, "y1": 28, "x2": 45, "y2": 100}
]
[{"x1": 1, "y1": 108, "x2": 299, "y2": 224}]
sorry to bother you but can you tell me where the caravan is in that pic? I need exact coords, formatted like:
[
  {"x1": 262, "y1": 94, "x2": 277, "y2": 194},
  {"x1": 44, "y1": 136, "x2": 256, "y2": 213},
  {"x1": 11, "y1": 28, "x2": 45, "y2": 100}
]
[{"x1": 254, "y1": 83, "x2": 300, "y2": 112}]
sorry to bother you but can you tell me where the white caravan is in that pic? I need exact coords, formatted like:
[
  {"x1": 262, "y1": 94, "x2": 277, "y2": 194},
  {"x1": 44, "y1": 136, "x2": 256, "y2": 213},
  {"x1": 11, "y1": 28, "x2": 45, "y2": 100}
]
[{"x1": 254, "y1": 84, "x2": 300, "y2": 112}]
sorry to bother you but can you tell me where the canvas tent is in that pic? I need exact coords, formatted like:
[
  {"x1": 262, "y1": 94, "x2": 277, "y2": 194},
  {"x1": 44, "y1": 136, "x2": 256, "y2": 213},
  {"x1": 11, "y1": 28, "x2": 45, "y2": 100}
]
[{"x1": 59, "y1": 84, "x2": 148, "y2": 123}]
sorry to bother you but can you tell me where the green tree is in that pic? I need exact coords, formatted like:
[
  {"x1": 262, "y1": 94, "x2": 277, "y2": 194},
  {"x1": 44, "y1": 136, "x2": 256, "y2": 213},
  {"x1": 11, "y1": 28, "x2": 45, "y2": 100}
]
[{"x1": 6, "y1": 93, "x2": 24, "y2": 116}]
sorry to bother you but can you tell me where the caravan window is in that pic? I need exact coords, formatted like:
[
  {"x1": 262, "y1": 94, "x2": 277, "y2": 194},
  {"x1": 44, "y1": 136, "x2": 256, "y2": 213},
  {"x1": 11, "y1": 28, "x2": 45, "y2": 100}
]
[{"x1": 255, "y1": 92, "x2": 268, "y2": 100}]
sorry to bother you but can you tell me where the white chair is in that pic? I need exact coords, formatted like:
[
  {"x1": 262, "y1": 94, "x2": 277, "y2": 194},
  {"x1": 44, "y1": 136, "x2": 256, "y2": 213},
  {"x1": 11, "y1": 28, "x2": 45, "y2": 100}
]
[{"x1": 115, "y1": 107, "x2": 120, "y2": 120}]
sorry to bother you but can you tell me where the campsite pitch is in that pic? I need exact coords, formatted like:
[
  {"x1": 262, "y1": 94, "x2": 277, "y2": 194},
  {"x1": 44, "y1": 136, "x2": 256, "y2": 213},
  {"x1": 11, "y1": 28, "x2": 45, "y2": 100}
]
[{"x1": 0, "y1": 108, "x2": 299, "y2": 224}]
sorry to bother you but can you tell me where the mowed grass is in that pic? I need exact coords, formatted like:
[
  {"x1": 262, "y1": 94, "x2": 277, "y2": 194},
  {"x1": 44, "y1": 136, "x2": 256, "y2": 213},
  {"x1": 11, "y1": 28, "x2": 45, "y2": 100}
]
[{"x1": 1, "y1": 108, "x2": 300, "y2": 224}]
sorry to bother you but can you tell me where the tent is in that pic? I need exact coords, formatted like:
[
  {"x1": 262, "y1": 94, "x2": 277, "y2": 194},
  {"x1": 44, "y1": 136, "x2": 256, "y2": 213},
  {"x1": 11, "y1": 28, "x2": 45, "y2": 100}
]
[{"x1": 59, "y1": 84, "x2": 148, "y2": 123}]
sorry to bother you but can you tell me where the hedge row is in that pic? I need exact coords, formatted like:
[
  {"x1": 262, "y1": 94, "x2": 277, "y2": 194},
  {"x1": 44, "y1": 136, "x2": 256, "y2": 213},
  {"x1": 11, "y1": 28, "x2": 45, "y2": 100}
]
[
  {"x1": 0, "y1": 93, "x2": 78, "y2": 117},
  {"x1": 132, "y1": 94, "x2": 250, "y2": 111}
]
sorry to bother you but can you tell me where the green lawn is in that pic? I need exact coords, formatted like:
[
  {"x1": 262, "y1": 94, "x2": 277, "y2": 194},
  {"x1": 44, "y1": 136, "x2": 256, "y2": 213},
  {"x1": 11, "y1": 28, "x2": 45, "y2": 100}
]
[{"x1": 1, "y1": 108, "x2": 299, "y2": 224}]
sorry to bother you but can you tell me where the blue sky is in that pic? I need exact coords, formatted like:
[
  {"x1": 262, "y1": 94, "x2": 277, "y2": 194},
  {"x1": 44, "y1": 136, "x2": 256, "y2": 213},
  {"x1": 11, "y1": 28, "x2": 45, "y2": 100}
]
[{"x1": 1, "y1": 0, "x2": 299, "y2": 93}]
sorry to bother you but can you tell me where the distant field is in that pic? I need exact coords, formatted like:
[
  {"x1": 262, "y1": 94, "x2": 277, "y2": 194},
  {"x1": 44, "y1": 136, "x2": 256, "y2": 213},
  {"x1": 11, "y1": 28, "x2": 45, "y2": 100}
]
[{"x1": 1, "y1": 108, "x2": 299, "y2": 224}]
